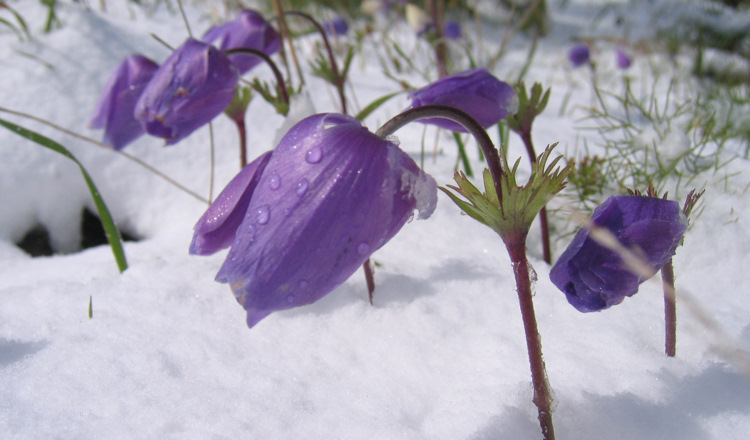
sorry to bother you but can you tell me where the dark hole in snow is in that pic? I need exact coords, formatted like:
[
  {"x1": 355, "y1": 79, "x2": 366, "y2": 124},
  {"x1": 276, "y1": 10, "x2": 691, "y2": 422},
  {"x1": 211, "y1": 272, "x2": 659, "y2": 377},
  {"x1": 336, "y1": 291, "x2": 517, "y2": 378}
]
[{"x1": 15, "y1": 207, "x2": 139, "y2": 257}]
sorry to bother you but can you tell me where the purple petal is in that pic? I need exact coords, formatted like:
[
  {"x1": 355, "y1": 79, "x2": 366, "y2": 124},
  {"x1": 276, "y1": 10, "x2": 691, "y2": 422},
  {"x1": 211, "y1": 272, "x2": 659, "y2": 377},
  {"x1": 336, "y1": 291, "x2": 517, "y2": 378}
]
[
  {"x1": 202, "y1": 9, "x2": 281, "y2": 74},
  {"x1": 90, "y1": 55, "x2": 158, "y2": 150},
  {"x1": 444, "y1": 20, "x2": 462, "y2": 39},
  {"x1": 550, "y1": 195, "x2": 687, "y2": 312},
  {"x1": 616, "y1": 47, "x2": 632, "y2": 69},
  {"x1": 134, "y1": 38, "x2": 239, "y2": 145},
  {"x1": 409, "y1": 68, "x2": 517, "y2": 132},
  {"x1": 190, "y1": 151, "x2": 272, "y2": 255},
  {"x1": 214, "y1": 113, "x2": 437, "y2": 327},
  {"x1": 323, "y1": 17, "x2": 349, "y2": 36}
]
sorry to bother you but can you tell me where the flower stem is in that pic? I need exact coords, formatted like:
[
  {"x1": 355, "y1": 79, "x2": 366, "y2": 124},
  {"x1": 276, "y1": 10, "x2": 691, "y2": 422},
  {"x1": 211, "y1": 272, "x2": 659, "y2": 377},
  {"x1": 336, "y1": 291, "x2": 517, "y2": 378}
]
[
  {"x1": 284, "y1": 11, "x2": 347, "y2": 114},
  {"x1": 224, "y1": 47, "x2": 290, "y2": 106},
  {"x1": 507, "y1": 237, "x2": 556, "y2": 440},
  {"x1": 517, "y1": 129, "x2": 551, "y2": 264},
  {"x1": 427, "y1": 0, "x2": 449, "y2": 78},
  {"x1": 377, "y1": 104, "x2": 508, "y2": 205},
  {"x1": 662, "y1": 259, "x2": 677, "y2": 357},
  {"x1": 235, "y1": 118, "x2": 248, "y2": 168}
]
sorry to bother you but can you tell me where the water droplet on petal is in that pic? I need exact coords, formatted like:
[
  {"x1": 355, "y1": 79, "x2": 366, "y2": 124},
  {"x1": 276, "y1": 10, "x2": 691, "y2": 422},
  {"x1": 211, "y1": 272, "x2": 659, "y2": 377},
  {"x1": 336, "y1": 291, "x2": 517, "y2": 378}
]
[
  {"x1": 356, "y1": 242, "x2": 370, "y2": 255},
  {"x1": 286, "y1": 294, "x2": 295, "y2": 303},
  {"x1": 306, "y1": 147, "x2": 323, "y2": 164},
  {"x1": 296, "y1": 179, "x2": 309, "y2": 196},
  {"x1": 269, "y1": 173, "x2": 281, "y2": 190},
  {"x1": 298, "y1": 280, "x2": 309, "y2": 289},
  {"x1": 256, "y1": 205, "x2": 270, "y2": 225}
]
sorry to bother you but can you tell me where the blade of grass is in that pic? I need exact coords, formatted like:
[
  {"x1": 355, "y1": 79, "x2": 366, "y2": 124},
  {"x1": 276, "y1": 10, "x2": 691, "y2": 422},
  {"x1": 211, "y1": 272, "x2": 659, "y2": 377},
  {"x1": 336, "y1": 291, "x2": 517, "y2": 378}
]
[{"x1": 0, "y1": 117, "x2": 128, "y2": 273}]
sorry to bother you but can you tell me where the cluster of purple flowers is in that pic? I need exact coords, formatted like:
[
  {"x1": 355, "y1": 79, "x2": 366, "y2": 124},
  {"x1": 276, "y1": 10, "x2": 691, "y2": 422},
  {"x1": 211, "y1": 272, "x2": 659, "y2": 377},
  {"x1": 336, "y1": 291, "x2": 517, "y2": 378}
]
[
  {"x1": 568, "y1": 43, "x2": 632, "y2": 69},
  {"x1": 90, "y1": 9, "x2": 280, "y2": 150}
]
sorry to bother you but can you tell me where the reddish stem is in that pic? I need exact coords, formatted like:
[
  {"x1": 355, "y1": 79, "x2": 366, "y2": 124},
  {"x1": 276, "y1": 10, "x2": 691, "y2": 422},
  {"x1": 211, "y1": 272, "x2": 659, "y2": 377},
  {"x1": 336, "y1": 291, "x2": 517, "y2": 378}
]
[
  {"x1": 662, "y1": 259, "x2": 677, "y2": 357},
  {"x1": 235, "y1": 118, "x2": 248, "y2": 168},
  {"x1": 518, "y1": 129, "x2": 552, "y2": 264}
]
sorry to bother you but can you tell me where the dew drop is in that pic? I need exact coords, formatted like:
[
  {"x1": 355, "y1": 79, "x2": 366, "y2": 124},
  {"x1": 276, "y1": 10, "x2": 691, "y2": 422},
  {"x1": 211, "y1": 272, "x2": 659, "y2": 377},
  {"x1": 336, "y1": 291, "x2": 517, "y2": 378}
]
[
  {"x1": 256, "y1": 205, "x2": 270, "y2": 225},
  {"x1": 298, "y1": 280, "x2": 309, "y2": 289},
  {"x1": 305, "y1": 147, "x2": 323, "y2": 164},
  {"x1": 356, "y1": 241, "x2": 370, "y2": 255},
  {"x1": 296, "y1": 179, "x2": 309, "y2": 196},
  {"x1": 268, "y1": 173, "x2": 281, "y2": 190},
  {"x1": 286, "y1": 294, "x2": 295, "y2": 303}
]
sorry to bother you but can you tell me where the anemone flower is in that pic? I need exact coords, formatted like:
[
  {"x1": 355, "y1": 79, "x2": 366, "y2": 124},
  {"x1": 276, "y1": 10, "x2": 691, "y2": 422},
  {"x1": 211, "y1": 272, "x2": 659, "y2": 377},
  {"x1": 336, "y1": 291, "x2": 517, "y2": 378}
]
[
  {"x1": 550, "y1": 195, "x2": 687, "y2": 312},
  {"x1": 616, "y1": 47, "x2": 632, "y2": 69},
  {"x1": 190, "y1": 113, "x2": 437, "y2": 327},
  {"x1": 90, "y1": 55, "x2": 158, "y2": 150},
  {"x1": 444, "y1": 20, "x2": 462, "y2": 39},
  {"x1": 323, "y1": 16, "x2": 349, "y2": 36},
  {"x1": 408, "y1": 68, "x2": 517, "y2": 133},
  {"x1": 134, "y1": 38, "x2": 239, "y2": 146},
  {"x1": 202, "y1": 9, "x2": 281, "y2": 75},
  {"x1": 568, "y1": 44, "x2": 590, "y2": 68}
]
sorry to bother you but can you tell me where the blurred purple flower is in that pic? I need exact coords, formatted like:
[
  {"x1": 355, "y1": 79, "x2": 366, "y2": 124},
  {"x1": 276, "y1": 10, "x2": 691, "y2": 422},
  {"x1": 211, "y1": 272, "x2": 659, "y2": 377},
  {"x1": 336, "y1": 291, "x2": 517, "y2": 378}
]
[
  {"x1": 191, "y1": 113, "x2": 438, "y2": 328},
  {"x1": 409, "y1": 68, "x2": 517, "y2": 133},
  {"x1": 549, "y1": 195, "x2": 687, "y2": 312},
  {"x1": 90, "y1": 55, "x2": 158, "y2": 150},
  {"x1": 190, "y1": 151, "x2": 272, "y2": 255},
  {"x1": 616, "y1": 47, "x2": 632, "y2": 69},
  {"x1": 568, "y1": 44, "x2": 590, "y2": 68},
  {"x1": 444, "y1": 20, "x2": 462, "y2": 39},
  {"x1": 323, "y1": 16, "x2": 349, "y2": 35},
  {"x1": 202, "y1": 9, "x2": 281, "y2": 75},
  {"x1": 134, "y1": 38, "x2": 239, "y2": 146}
]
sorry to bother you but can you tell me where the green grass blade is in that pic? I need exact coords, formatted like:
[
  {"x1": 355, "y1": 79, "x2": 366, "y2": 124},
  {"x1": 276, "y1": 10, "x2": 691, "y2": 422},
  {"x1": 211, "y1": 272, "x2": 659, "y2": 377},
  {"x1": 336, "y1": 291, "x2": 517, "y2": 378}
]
[
  {"x1": 354, "y1": 91, "x2": 402, "y2": 121},
  {"x1": 0, "y1": 118, "x2": 128, "y2": 273}
]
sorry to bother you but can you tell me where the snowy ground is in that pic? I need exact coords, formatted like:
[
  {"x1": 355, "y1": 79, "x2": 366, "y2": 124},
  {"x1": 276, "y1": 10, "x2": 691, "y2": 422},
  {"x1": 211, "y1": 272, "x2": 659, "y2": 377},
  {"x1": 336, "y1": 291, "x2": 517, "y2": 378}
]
[{"x1": 1, "y1": 1, "x2": 749, "y2": 439}]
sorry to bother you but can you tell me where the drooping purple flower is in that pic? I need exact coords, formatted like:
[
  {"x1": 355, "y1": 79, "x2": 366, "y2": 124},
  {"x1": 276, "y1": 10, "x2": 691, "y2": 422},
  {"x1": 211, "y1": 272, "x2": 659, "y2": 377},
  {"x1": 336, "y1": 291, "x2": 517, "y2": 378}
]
[
  {"x1": 550, "y1": 195, "x2": 688, "y2": 312},
  {"x1": 192, "y1": 113, "x2": 438, "y2": 328},
  {"x1": 616, "y1": 47, "x2": 632, "y2": 69},
  {"x1": 568, "y1": 44, "x2": 590, "y2": 68},
  {"x1": 202, "y1": 9, "x2": 281, "y2": 75},
  {"x1": 134, "y1": 38, "x2": 239, "y2": 146},
  {"x1": 190, "y1": 151, "x2": 272, "y2": 255},
  {"x1": 323, "y1": 16, "x2": 349, "y2": 36},
  {"x1": 90, "y1": 55, "x2": 159, "y2": 150},
  {"x1": 409, "y1": 68, "x2": 518, "y2": 133},
  {"x1": 444, "y1": 20, "x2": 462, "y2": 39}
]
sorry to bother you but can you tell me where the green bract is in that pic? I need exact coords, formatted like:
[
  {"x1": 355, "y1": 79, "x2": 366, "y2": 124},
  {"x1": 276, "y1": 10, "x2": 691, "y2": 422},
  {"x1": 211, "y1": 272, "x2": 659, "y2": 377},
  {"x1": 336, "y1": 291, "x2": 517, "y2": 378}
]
[{"x1": 440, "y1": 143, "x2": 573, "y2": 241}]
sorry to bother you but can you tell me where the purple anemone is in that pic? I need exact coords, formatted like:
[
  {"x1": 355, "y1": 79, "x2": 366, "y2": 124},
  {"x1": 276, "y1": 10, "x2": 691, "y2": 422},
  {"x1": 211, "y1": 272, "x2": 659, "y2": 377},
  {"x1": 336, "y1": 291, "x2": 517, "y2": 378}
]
[
  {"x1": 568, "y1": 44, "x2": 590, "y2": 68},
  {"x1": 134, "y1": 38, "x2": 239, "y2": 146},
  {"x1": 202, "y1": 9, "x2": 281, "y2": 75},
  {"x1": 550, "y1": 195, "x2": 687, "y2": 312},
  {"x1": 90, "y1": 55, "x2": 158, "y2": 150},
  {"x1": 616, "y1": 47, "x2": 632, "y2": 69},
  {"x1": 191, "y1": 113, "x2": 438, "y2": 327},
  {"x1": 444, "y1": 20, "x2": 462, "y2": 39},
  {"x1": 323, "y1": 16, "x2": 349, "y2": 36},
  {"x1": 408, "y1": 68, "x2": 517, "y2": 133}
]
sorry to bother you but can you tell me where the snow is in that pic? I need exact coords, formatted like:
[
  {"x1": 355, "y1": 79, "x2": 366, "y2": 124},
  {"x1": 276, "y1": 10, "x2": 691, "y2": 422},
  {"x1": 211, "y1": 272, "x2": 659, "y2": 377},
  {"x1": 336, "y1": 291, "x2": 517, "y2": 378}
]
[{"x1": 1, "y1": 1, "x2": 749, "y2": 439}]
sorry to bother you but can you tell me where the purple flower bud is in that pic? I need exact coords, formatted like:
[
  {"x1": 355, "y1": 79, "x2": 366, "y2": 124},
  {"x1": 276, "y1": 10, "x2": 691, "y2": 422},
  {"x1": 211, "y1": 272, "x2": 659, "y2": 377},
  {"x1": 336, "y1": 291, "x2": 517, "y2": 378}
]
[
  {"x1": 190, "y1": 151, "x2": 273, "y2": 256},
  {"x1": 323, "y1": 16, "x2": 349, "y2": 36},
  {"x1": 444, "y1": 20, "x2": 462, "y2": 39},
  {"x1": 197, "y1": 113, "x2": 437, "y2": 327},
  {"x1": 568, "y1": 44, "x2": 590, "y2": 68},
  {"x1": 550, "y1": 195, "x2": 688, "y2": 312},
  {"x1": 409, "y1": 68, "x2": 518, "y2": 133},
  {"x1": 134, "y1": 38, "x2": 239, "y2": 145},
  {"x1": 202, "y1": 9, "x2": 281, "y2": 75},
  {"x1": 616, "y1": 47, "x2": 632, "y2": 69},
  {"x1": 90, "y1": 55, "x2": 158, "y2": 150}
]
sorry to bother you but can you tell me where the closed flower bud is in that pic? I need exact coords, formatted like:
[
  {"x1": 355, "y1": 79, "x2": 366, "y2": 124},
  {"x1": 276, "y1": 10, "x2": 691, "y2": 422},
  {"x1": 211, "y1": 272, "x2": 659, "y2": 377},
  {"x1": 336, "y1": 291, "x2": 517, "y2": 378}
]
[
  {"x1": 568, "y1": 44, "x2": 590, "y2": 68},
  {"x1": 409, "y1": 68, "x2": 517, "y2": 133},
  {"x1": 134, "y1": 38, "x2": 239, "y2": 145},
  {"x1": 192, "y1": 113, "x2": 437, "y2": 327},
  {"x1": 616, "y1": 47, "x2": 632, "y2": 69},
  {"x1": 202, "y1": 9, "x2": 281, "y2": 75},
  {"x1": 90, "y1": 55, "x2": 158, "y2": 150},
  {"x1": 550, "y1": 195, "x2": 688, "y2": 312}
]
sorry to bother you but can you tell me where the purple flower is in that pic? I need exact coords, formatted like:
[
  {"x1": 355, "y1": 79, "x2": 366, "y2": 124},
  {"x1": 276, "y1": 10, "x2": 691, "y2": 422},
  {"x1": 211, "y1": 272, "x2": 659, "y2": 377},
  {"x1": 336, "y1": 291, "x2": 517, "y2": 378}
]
[
  {"x1": 323, "y1": 16, "x2": 349, "y2": 35},
  {"x1": 134, "y1": 38, "x2": 239, "y2": 145},
  {"x1": 616, "y1": 47, "x2": 632, "y2": 69},
  {"x1": 409, "y1": 68, "x2": 517, "y2": 133},
  {"x1": 190, "y1": 151, "x2": 272, "y2": 255},
  {"x1": 568, "y1": 44, "x2": 590, "y2": 68},
  {"x1": 202, "y1": 9, "x2": 281, "y2": 75},
  {"x1": 191, "y1": 113, "x2": 437, "y2": 328},
  {"x1": 444, "y1": 20, "x2": 462, "y2": 39},
  {"x1": 90, "y1": 55, "x2": 158, "y2": 150},
  {"x1": 550, "y1": 195, "x2": 687, "y2": 312}
]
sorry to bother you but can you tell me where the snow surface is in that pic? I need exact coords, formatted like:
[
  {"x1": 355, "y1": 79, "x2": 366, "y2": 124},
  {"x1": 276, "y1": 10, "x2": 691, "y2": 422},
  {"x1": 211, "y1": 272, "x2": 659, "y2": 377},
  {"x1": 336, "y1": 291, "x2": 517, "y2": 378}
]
[{"x1": 1, "y1": 1, "x2": 749, "y2": 439}]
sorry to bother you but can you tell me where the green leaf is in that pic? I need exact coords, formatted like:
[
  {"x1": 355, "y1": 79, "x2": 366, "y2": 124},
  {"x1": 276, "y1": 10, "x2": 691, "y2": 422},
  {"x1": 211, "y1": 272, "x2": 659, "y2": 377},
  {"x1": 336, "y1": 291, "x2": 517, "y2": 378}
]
[
  {"x1": 353, "y1": 91, "x2": 403, "y2": 121},
  {"x1": 0, "y1": 118, "x2": 128, "y2": 273}
]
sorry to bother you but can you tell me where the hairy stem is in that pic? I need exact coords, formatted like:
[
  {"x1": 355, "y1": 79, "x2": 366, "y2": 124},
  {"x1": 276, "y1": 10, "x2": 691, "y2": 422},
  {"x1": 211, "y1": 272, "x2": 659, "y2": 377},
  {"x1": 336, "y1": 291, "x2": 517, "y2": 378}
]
[
  {"x1": 507, "y1": 237, "x2": 556, "y2": 440},
  {"x1": 518, "y1": 129, "x2": 551, "y2": 264},
  {"x1": 662, "y1": 259, "x2": 677, "y2": 357}
]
